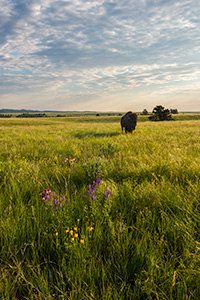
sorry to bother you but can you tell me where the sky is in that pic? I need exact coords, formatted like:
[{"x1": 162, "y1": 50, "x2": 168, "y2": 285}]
[{"x1": 0, "y1": 0, "x2": 200, "y2": 112}]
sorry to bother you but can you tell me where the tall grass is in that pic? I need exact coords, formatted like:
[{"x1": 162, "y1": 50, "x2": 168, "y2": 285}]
[{"x1": 0, "y1": 116, "x2": 200, "y2": 299}]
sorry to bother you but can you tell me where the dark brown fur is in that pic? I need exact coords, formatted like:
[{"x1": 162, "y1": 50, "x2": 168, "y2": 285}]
[{"x1": 121, "y1": 111, "x2": 137, "y2": 133}]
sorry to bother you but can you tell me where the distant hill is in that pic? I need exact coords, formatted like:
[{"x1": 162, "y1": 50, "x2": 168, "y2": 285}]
[{"x1": 0, "y1": 109, "x2": 92, "y2": 114}]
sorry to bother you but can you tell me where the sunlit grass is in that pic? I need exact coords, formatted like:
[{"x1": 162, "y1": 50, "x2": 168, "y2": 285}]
[{"x1": 0, "y1": 116, "x2": 200, "y2": 299}]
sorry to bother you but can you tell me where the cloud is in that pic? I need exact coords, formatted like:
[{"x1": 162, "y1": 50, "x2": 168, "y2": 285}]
[{"x1": 0, "y1": 0, "x2": 200, "y2": 110}]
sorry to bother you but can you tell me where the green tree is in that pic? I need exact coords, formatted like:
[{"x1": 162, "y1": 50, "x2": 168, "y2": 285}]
[
  {"x1": 170, "y1": 108, "x2": 178, "y2": 114},
  {"x1": 141, "y1": 109, "x2": 149, "y2": 115},
  {"x1": 149, "y1": 105, "x2": 173, "y2": 121}
]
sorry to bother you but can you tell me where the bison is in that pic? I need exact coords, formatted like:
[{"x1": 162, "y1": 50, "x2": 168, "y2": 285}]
[{"x1": 121, "y1": 111, "x2": 137, "y2": 133}]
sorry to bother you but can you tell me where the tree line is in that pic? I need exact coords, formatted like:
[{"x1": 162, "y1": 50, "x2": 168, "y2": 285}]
[{"x1": 141, "y1": 105, "x2": 178, "y2": 121}]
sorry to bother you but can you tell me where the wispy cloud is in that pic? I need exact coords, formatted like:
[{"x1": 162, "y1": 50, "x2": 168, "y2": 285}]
[{"x1": 0, "y1": 0, "x2": 200, "y2": 111}]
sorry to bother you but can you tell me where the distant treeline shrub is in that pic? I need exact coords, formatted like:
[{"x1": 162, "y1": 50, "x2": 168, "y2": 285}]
[
  {"x1": 16, "y1": 113, "x2": 47, "y2": 118},
  {"x1": 170, "y1": 108, "x2": 178, "y2": 114},
  {"x1": 0, "y1": 114, "x2": 12, "y2": 118}
]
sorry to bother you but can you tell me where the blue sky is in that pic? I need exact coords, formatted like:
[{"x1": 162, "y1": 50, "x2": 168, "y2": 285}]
[{"x1": 0, "y1": 0, "x2": 200, "y2": 112}]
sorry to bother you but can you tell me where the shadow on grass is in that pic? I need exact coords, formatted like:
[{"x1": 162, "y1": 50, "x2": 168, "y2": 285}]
[{"x1": 74, "y1": 132, "x2": 121, "y2": 139}]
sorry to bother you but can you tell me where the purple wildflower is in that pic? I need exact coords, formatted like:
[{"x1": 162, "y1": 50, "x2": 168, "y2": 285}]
[
  {"x1": 39, "y1": 190, "x2": 68, "y2": 212},
  {"x1": 86, "y1": 179, "x2": 103, "y2": 200}
]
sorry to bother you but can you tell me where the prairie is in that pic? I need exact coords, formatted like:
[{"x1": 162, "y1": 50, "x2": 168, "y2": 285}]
[{"x1": 0, "y1": 115, "x2": 200, "y2": 299}]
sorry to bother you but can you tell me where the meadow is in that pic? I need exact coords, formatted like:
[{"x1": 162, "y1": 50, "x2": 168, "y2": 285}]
[{"x1": 0, "y1": 114, "x2": 200, "y2": 299}]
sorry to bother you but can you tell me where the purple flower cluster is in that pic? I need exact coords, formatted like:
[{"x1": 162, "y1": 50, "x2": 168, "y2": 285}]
[
  {"x1": 38, "y1": 190, "x2": 68, "y2": 213},
  {"x1": 85, "y1": 180, "x2": 103, "y2": 200},
  {"x1": 104, "y1": 186, "x2": 113, "y2": 198},
  {"x1": 64, "y1": 158, "x2": 75, "y2": 165}
]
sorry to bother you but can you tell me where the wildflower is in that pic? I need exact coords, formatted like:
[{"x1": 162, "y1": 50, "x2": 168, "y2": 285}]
[
  {"x1": 86, "y1": 180, "x2": 103, "y2": 200},
  {"x1": 39, "y1": 190, "x2": 68, "y2": 212},
  {"x1": 74, "y1": 233, "x2": 78, "y2": 238},
  {"x1": 96, "y1": 179, "x2": 102, "y2": 185},
  {"x1": 88, "y1": 226, "x2": 94, "y2": 231},
  {"x1": 74, "y1": 227, "x2": 77, "y2": 231},
  {"x1": 72, "y1": 187, "x2": 76, "y2": 194},
  {"x1": 71, "y1": 237, "x2": 74, "y2": 241},
  {"x1": 70, "y1": 230, "x2": 73, "y2": 236},
  {"x1": 66, "y1": 228, "x2": 69, "y2": 233},
  {"x1": 55, "y1": 232, "x2": 58, "y2": 236},
  {"x1": 65, "y1": 158, "x2": 75, "y2": 164},
  {"x1": 80, "y1": 238, "x2": 84, "y2": 244}
]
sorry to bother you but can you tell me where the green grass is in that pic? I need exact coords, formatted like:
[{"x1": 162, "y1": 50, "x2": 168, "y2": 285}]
[{"x1": 0, "y1": 116, "x2": 200, "y2": 299}]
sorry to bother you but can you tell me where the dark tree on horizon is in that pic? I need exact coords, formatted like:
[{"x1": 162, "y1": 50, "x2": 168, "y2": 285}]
[
  {"x1": 141, "y1": 109, "x2": 149, "y2": 115},
  {"x1": 149, "y1": 105, "x2": 173, "y2": 121},
  {"x1": 170, "y1": 108, "x2": 178, "y2": 114}
]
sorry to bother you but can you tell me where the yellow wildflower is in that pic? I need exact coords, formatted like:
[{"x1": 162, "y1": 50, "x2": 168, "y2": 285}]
[
  {"x1": 88, "y1": 226, "x2": 94, "y2": 231},
  {"x1": 55, "y1": 232, "x2": 58, "y2": 236},
  {"x1": 74, "y1": 226, "x2": 77, "y2": 231},
  {"x1": 70, "y1": 230, "x2": 73, "y2": 236},
  {"x1": 74, "y1": 233, "x2": 78, "y2": 238},
  {"x1": 71, "y1": 237, "x2": 74, "y2": 241},
  {"x1": 80, "y1": 239, "x2": 84, "y2": 244},
  {"x1": 66, "y1": 228, "x2": 69, "y2": 233}
]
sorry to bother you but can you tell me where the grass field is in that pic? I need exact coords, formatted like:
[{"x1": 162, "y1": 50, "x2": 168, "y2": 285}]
[{"x1": 0, "y1": 115, "x2": 200, "y2": 299}]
